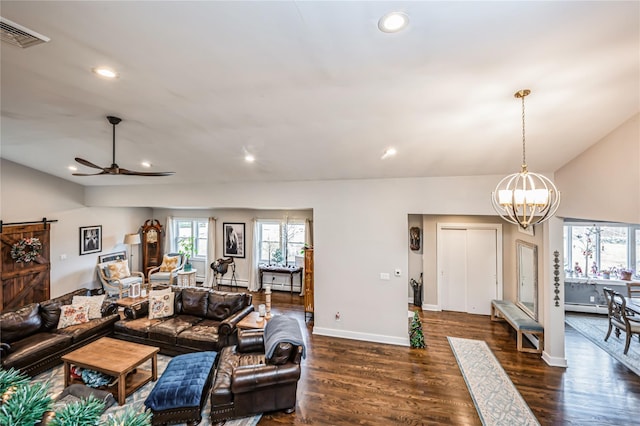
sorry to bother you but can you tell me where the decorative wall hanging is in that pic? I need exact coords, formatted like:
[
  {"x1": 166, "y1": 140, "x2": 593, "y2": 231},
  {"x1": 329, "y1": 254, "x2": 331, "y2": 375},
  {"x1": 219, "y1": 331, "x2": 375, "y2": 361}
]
[
  {"x1": 553, "y1": 250, "x2": 560, "y2": 307},
  {"x1": 10, "y1": 237, "x2": 43, "y2": 264},
  {"x1": 79, "y1": 225, "x2": 102, "y2": 255},
  {"x1": 223, "y1": 223, "x2": 245, "y2": 258},
  {"x1": 410, "y1": 227, "x2": 421, "y2": 251}
]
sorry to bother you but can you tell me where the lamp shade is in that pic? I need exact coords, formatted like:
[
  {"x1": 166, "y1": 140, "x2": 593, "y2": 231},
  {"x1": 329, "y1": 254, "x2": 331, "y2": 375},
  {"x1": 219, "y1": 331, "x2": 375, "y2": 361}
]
[{"x1": 124, "y1": 233, "x2": 141, "y2": 245}]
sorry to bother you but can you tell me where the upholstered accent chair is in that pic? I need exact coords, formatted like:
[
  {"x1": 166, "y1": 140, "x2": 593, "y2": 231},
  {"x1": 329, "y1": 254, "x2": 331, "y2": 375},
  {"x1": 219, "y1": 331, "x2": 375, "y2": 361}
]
[
  {"x1": 97, "y1": 258, "x2": 145, "y2": 299},
  {"x1": 148, "y1": 253, "x2": 185, "y2": 286},
  {"x1": 603, "y1": 287, "x2": 640, "y2": 354}
]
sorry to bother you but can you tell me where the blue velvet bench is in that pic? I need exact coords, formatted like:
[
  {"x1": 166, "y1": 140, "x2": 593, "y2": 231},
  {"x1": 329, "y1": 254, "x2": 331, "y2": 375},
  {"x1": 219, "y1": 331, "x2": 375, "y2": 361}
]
[
  {"x1": 144, "y1": 351, "x2": 217, "y2": 425},
  {"x1": 490, "y1": 300, "x2": 544, "y2": 354}
]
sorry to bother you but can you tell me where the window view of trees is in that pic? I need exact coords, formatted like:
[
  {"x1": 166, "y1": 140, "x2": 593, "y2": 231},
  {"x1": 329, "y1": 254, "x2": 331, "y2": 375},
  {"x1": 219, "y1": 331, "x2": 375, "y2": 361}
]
[
  {"x1": 175, "y1": 219, "x2": 207, "y2": 259},
  {"x1": 258, "y1": 220, "x2": 306, "y2": 265},
  {"x1": 565, "y1": 223, "x2": 637, "y2": 279}
]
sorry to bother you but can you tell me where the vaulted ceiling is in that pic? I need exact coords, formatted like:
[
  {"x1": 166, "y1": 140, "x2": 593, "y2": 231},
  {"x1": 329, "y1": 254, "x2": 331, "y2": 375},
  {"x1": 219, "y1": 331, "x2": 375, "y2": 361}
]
[{"x1": 1, "y1": 1, "x2": 638, "y2": 186}]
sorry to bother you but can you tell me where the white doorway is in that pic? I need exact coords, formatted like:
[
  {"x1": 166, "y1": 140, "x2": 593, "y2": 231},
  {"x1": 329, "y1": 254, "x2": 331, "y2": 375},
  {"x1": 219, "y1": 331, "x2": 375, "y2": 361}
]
[{"x1": 437, "y1": 223, "x2": 503, "y2": 315}]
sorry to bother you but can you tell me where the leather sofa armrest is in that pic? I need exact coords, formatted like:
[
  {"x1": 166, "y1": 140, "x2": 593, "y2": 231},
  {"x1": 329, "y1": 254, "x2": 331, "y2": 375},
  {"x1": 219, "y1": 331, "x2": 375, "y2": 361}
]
[
  {"x1": 219, "y1": 305, "x2": 255, "y2": 337},
  {"x1": 102, "y1": 302, "x2": 119, "y2": 317},
  {"x1": 231, "y1": 363, "x2": 300, "y2": 394},
  {"x1": 0, "y1": 342, "x2": 12, "y2": 356},
  {"x1": 124, "y1": 301, "x2": 149, "y2": 319},
  {"x1": 237, "y1": 330, "x2": 265, "y2": 353}
]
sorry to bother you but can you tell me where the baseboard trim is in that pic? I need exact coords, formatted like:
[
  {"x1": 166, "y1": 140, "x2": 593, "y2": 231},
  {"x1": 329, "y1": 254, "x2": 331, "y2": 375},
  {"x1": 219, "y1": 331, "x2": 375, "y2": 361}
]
[
  {"x1": 313, "y1": 327, "x2": 409, "y2": 347},
  {"x1": 542, "y1": 351, "x2": 568, "y2": 368},
  {"x1": 422, "y1": 304, "x2": 440, "y2": 311}
]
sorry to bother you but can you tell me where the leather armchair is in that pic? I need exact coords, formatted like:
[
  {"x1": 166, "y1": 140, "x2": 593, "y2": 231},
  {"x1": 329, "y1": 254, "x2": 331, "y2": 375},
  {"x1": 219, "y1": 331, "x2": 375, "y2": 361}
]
[{"x1": 210, "y1": 328, "x2": 303, "y2": 423}]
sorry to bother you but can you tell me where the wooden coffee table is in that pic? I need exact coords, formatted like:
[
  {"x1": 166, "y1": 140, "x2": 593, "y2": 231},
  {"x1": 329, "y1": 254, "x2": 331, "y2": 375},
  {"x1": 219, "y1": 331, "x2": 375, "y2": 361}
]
[
  {"x1": 62, "y1": 337, "x2": 159, "y2": 405},
  {"x1": 237, "y1": 311, "x2": 270, "y2": 330}
]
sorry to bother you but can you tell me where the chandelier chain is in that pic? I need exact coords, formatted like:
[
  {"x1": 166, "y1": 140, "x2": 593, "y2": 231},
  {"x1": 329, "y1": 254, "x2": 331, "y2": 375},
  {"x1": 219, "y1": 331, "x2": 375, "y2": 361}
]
[{"x1": 521, "y1": 94, "x2": 526, "y2": 167}]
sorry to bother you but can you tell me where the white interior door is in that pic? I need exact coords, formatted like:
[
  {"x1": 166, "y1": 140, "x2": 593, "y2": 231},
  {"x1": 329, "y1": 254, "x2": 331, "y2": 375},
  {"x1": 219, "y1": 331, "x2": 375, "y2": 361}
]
[
  {"x1": 438, "y1": 225, "x2": 501, "y2": 315},
  {"x1": 466, "y1": 229, "x2": 497, "y2": 315},
  {"x1": 441, "y1": 229, "x2": 467, "y2": 312}
]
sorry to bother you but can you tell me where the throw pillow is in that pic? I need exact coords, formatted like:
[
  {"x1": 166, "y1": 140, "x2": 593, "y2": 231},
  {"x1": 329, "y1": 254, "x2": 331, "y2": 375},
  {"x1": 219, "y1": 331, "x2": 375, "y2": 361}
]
[
  {"x1": 72, "y1": 295, "x2": 105, "y2": 320},
  {"x1": 159, "y1": 255, "x2": 179, "y2": 272},
  {"x1": 57, "y1": 304, "x2": 90, "y2": 329},
  {"x1": 149, "y1": 292, "x2": 175, "y2": 319},
  {"x1": 107, "y1": 260, "x2": 130, "y2": 280}
]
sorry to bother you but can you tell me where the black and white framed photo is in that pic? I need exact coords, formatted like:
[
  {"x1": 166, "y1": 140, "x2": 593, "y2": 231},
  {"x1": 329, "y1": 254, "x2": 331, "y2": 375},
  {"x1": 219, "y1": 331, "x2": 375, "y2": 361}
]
[
  {"x1": 223, "y1": 223, "x2": 245, "y2": 258},
  {"x1": 80, "y1": 225, "x2": 102, "y2": 255}
]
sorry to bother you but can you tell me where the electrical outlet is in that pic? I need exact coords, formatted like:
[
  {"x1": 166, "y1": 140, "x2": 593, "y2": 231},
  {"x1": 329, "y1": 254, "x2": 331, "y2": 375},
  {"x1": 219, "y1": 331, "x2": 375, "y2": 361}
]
[
  {"x1": 335, "y1": 312, "x2": 341, "y2": 321},
  {"x1": 590, "y1": 296, "x2": 595, "y2": 303}
]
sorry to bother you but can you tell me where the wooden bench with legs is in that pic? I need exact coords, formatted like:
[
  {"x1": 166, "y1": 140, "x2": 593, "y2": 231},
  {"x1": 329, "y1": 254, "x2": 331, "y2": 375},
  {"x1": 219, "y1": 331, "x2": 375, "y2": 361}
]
[{"x1": 491, "y1": 300, "x2": 544, "y2": 354}]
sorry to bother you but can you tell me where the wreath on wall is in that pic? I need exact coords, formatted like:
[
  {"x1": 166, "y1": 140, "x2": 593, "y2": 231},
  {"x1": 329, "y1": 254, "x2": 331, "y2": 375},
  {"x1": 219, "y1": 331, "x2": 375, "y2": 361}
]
[{"x1": 10, "y1": 237, "x2": 43, "y2": 264}]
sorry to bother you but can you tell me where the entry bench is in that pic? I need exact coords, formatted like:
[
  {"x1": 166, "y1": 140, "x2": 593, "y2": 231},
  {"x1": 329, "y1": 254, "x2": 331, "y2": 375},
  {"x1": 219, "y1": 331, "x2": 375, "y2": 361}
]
[{"x1": 490, "y1": 300, "x2": 544, "y2": 354}]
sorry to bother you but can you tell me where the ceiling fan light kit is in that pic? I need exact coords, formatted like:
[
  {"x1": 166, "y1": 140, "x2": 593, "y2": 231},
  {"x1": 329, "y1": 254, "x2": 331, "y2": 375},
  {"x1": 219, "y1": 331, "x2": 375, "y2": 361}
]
[
  {"x1": 491, "y1": 89, "x2": 561, "y2": 230},
  {"x1": 73, "y1": 116, "x2": 175, "y2": 177}
]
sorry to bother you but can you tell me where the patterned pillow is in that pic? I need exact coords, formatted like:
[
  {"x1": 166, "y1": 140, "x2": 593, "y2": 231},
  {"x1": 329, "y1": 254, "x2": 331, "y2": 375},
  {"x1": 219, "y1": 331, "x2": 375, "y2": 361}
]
[
  {"x1": 159, "y1": 255, "x2": 179, "y2": 272},
  {"x1": 57, "y1": 304, "x2": 90, "y2": 329},
  {"x1": 72, "y1": 295, "x2": 105, "y2": 320},
  {"x1": 149, "y1": 292, "x2": 175, "y2": 319},
  {"x1": 107, "y1": 260, "x2": 130, "y2": 280}
]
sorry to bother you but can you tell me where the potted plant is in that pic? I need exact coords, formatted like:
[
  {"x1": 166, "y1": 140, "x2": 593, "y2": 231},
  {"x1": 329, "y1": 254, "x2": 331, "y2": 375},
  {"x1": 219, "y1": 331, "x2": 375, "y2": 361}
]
[
  {"x1": 620, "y1": 268, "x2": 634, "y2": 281},
  {"x1": 178, "y1": 237, "x2": 195, "y2": 271}
]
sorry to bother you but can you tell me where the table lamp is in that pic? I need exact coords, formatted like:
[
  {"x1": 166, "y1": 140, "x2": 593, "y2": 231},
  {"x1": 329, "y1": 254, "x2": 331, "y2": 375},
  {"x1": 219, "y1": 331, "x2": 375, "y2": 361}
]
[{"x1": 124, "y1": 233, "x2": 141, "y2": 271}]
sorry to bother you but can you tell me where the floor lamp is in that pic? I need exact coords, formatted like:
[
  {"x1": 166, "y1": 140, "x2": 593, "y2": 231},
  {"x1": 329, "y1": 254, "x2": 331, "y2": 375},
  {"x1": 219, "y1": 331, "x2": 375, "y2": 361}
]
[{"x1": 124, "y1": 233, "x2": 141, "y2": 271}]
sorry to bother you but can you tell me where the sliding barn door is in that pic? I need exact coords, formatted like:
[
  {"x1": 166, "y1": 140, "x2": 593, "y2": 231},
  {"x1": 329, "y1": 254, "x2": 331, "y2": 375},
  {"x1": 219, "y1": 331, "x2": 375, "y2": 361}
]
[
  {"x1": 439, "y1": 226, "x2": 500, "y2": 316},
  {"x1": 0, "y1": 224, "x2": 51, "y2": 311}
]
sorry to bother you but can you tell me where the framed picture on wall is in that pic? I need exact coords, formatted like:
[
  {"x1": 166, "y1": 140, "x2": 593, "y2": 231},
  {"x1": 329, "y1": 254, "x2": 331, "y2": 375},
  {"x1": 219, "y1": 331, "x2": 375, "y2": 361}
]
[
  {"x1": 223, "y1": 223, "x2": 245, "y2": 258},
  {"x1": 80, "y1": 225, "x2": 102, "y2": 255}
]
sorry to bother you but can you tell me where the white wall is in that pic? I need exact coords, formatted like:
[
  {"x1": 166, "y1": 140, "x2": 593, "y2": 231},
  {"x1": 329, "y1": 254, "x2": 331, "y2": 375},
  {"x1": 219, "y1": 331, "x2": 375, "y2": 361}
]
[
  {"x1": 555, "y1": 113, "x2": 640, "y2": 224},
  {"x1": 1, "y1": 159, "x2": 151, "y2": 297}
]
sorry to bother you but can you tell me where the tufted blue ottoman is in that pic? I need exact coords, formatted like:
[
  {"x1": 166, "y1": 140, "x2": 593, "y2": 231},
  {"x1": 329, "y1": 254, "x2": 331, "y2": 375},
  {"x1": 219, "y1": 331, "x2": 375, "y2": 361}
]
[{"x1": 144, "y1": 351, "x2": 217, "y2": 425}]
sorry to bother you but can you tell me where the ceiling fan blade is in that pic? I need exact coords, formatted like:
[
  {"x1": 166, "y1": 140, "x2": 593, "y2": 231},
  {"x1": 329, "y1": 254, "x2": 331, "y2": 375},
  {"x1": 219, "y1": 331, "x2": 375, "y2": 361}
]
[
  {"x1": 118, "y1": 168, "x2": 175, "y2": 176},
  {"x1": 75, "y1": 157, "x2": 105, "y2": 170},
  {"x1": 72, "y1": 171, "x2": 109, "y2": 176}
]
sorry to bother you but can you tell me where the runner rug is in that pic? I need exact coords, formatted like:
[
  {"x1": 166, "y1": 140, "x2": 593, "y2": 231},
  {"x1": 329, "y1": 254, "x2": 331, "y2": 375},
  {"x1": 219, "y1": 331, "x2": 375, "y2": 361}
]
[
  {"x1": 32, "y1": 354, "x2": 261, "y2": 426},
  {"x1": 447, "y1": 337, "x2": 540, "y2": 426},
  {"x1": 565, "y1": 313, "x2": 640, "y2": 376}
]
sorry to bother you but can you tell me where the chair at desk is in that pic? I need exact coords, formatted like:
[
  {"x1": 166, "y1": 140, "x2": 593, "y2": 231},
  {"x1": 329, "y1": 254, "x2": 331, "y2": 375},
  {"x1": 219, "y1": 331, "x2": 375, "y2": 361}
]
[{"x1": 211, "y1": 257, "x2": 238, "y2": 289}]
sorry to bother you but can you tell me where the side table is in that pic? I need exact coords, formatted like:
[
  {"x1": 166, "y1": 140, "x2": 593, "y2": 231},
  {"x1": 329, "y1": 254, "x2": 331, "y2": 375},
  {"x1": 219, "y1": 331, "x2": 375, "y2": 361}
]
[{"x1": 177, "y1": 269, "x2": 197, "y2": 287}]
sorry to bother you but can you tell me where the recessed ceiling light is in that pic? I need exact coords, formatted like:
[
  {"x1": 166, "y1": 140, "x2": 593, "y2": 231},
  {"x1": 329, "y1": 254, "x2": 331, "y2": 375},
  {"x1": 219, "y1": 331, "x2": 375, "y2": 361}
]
[
  {"x1": 381, "y1": 148, "x2": 397, "y2": 159},
  {"x1": 141, "y1": 161, "x2": 151, "y2": 168},
  {"x1": 378, "y1": 12, "x2": 409, "y2": 33},
  {"x1": 92, "y1": 67, "x2": 118, "y2": 79},
  {"x1": 245, "y1": 154, "x2": 255, "y2": 163},
  {"x1": 68, "y1": 165, "x2": 78, "y2": 171}
]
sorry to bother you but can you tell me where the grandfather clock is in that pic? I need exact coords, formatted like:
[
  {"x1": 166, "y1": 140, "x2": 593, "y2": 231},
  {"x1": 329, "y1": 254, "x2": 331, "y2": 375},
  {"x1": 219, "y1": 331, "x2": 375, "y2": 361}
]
[{"x1": 141, "y1": 219, "x2": 163, "y2": 277}]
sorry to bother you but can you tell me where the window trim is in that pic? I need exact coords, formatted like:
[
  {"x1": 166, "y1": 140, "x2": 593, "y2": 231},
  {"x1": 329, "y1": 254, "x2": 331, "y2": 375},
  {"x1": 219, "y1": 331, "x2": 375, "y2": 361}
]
[{"x1": 172, "y1": 218, "x2": 208, "y2": 261}]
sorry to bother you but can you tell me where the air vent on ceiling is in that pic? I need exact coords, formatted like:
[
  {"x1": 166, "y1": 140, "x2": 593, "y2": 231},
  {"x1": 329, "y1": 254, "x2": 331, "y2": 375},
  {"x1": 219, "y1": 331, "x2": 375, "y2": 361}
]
[{"x1": 1, "y1": 16, "x2": 50, "y2": 48}]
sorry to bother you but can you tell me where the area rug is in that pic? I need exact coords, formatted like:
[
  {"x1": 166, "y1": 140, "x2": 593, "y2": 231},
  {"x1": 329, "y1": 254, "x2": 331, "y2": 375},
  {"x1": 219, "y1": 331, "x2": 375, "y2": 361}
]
[
  {"x1": 447, "y1": 337, "x2": 540, "y2": 426},
  {"x1": 565, "y1": 313, "x2": 640, "y2": 376},
  {"x1": 31, "y1": 354, "x2": 261, "y2": 426}
]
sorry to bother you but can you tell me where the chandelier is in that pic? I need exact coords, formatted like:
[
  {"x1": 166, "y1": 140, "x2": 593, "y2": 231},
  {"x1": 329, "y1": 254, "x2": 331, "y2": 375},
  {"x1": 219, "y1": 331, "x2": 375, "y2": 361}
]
[{"x1": 491, "y1": 89, "x2": 561, "y2": 230}]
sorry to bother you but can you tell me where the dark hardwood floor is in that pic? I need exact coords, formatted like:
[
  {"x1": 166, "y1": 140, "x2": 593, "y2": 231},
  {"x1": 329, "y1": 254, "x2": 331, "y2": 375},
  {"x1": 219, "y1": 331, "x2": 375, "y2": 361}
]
[{"x1": 226, "y1": 287, "x2": 640, "y2": 425}]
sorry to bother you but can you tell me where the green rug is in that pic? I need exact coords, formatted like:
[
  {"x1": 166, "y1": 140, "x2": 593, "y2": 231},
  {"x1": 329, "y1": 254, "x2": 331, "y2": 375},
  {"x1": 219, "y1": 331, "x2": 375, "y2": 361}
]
[
  {"x1": 31, "y1": 354, "x2": 261, "y2": 426},
  {"x1": 448, "y1": 337, "x2": 540, "y2": 426},
  {"x1": 565, "y1": 313, "x2": 640, "y2": 376}
]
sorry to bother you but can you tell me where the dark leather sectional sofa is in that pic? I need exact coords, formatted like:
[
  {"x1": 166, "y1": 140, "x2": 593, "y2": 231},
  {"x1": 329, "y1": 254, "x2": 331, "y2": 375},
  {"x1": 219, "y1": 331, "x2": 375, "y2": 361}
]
[
  {"x1": 113, "y1": 286, "x2": 253, "y2": 356},
  {"x1": 0, "y1": 288, "x2": 119, "y2": 377}
]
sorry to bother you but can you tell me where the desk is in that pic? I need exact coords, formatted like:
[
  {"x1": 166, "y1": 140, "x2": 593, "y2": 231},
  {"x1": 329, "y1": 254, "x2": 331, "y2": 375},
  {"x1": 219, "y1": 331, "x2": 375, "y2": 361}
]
[
  {"x1": 177, "y1": 269, "x2": 197, "y2": 287},
  {"x1": 258, "y1": 265, "x2": 302, "y2": 294}
]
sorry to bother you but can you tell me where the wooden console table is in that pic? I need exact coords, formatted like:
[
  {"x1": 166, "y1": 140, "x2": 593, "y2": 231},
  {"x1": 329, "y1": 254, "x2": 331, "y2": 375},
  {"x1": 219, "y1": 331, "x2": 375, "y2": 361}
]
[{"x1": 258, "y1": 264, "x2": 302, "y2": 294}]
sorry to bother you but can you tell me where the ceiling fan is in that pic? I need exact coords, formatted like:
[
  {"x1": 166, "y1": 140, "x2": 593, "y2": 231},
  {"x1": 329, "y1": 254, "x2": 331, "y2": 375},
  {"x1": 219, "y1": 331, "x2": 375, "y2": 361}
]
[{"x1": 73, "y1": 116, "x2": 175, "y2": 177}]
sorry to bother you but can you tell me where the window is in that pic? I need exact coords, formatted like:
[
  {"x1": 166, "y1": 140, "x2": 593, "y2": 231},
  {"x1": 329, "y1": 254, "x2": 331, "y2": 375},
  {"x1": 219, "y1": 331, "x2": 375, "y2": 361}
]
[
  {"x1": 257, "y1": 219, "x2": 306, "y2": 265},
  {"x1": 564, "y1": 223, "x2": 638, "y2": 279},
  {"x1": 173, "y1": 219, "x2": 208, "y2": 259}
]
